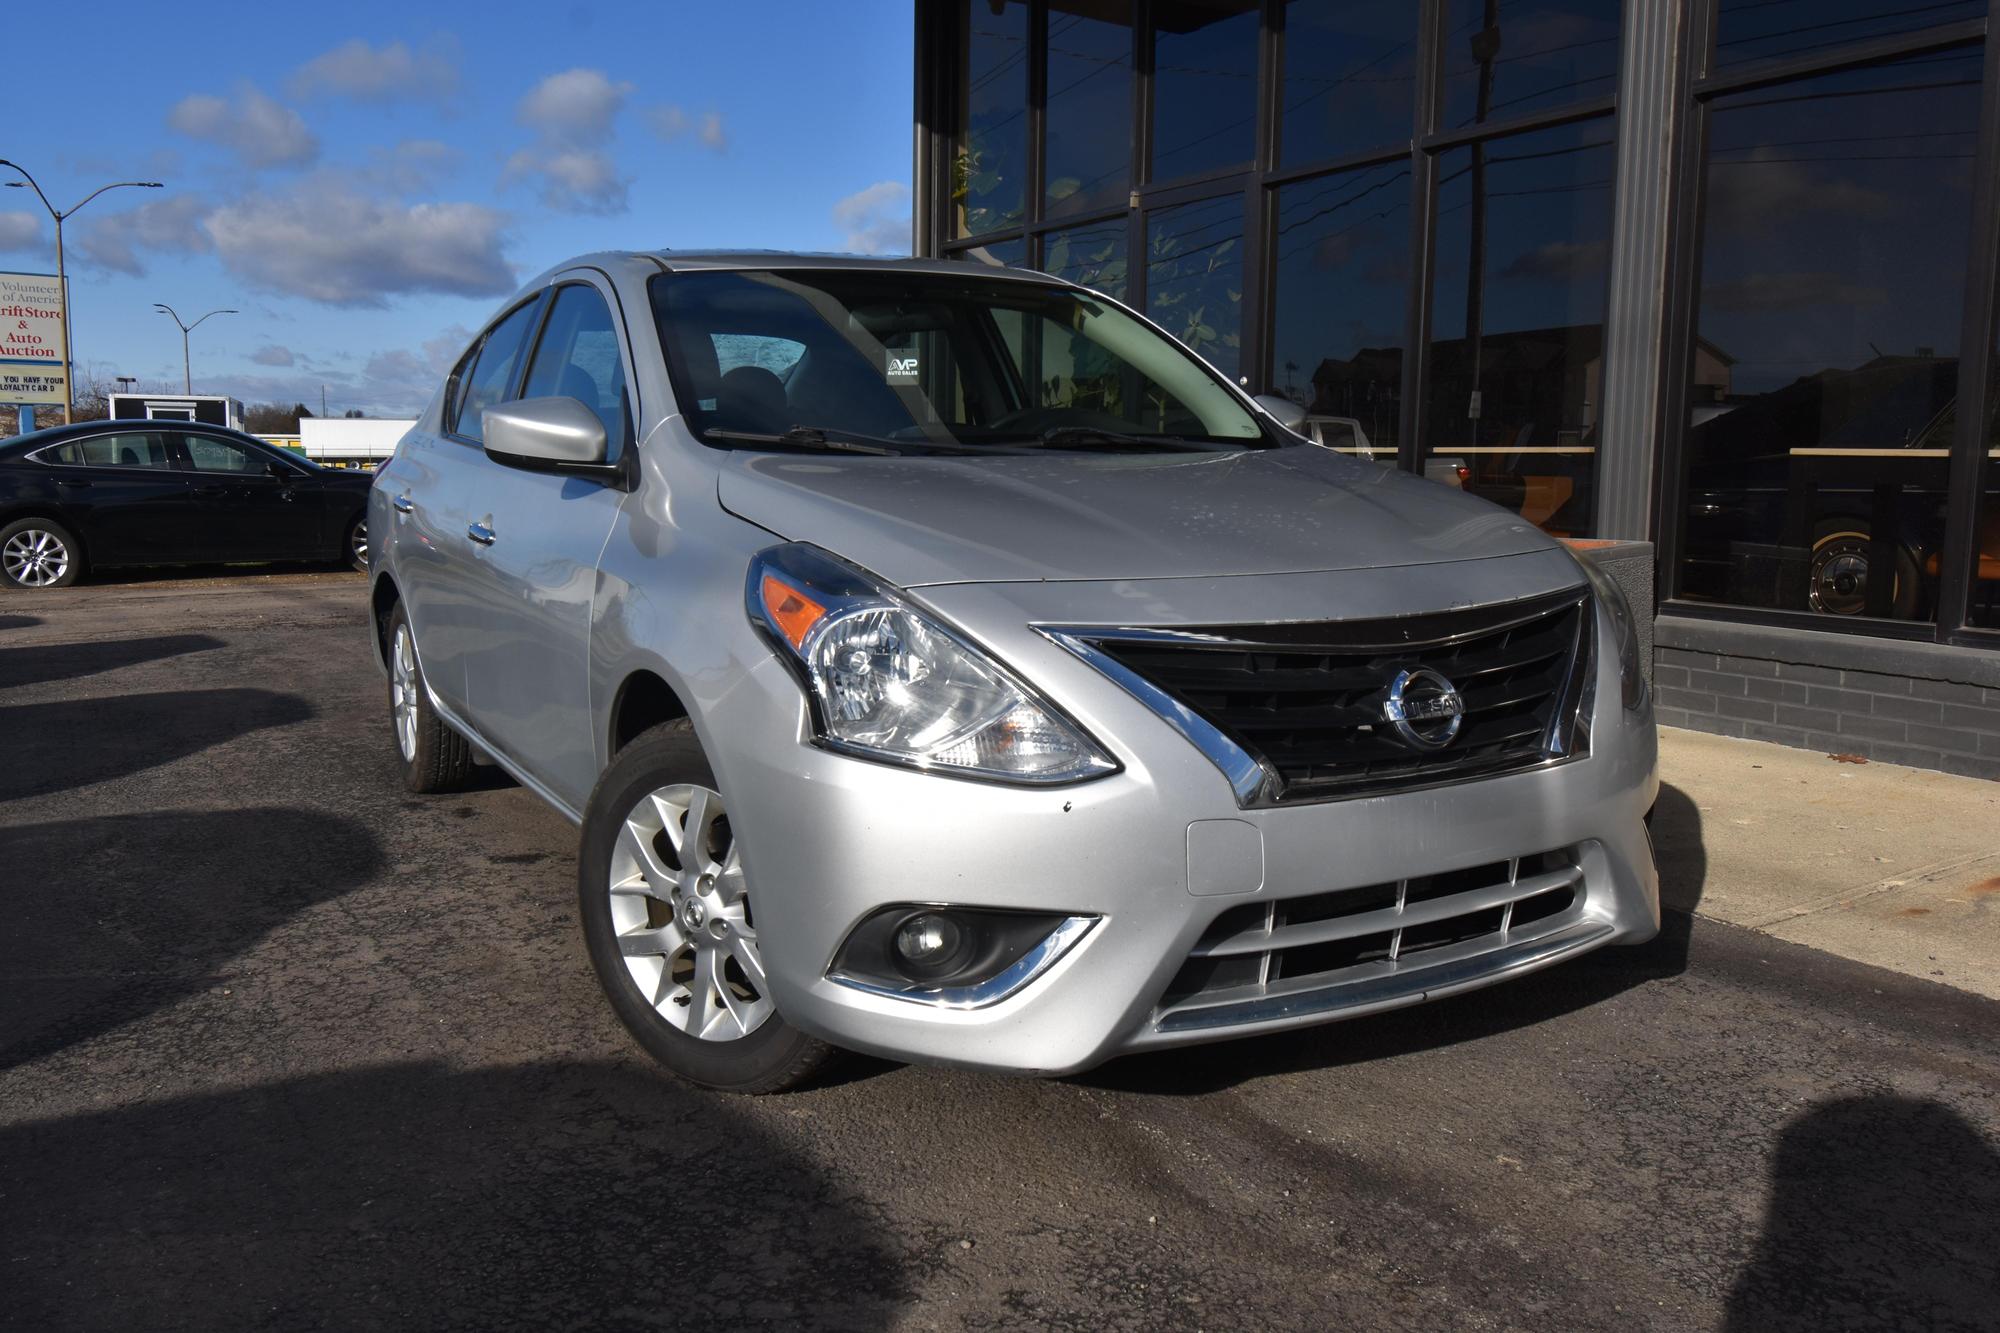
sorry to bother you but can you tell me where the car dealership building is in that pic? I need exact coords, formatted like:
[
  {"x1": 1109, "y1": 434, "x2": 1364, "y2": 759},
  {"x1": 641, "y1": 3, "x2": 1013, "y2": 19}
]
[{"x1": 910, "y1": 0, "x2": 2000, "y2": 777}]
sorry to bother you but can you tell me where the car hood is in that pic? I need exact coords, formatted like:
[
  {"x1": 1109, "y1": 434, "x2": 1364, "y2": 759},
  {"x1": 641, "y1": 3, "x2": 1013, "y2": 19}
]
[{"x1": 716, "y1": 445, "x2": 1555, "y2": 586}]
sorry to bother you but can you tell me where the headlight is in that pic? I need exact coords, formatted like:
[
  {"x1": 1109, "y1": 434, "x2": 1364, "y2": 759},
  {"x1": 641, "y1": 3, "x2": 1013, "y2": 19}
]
[
  {"x1": 747, "y1": 543, "x2": 1118, "y2": 784},
  {"x1": 1576, "y1": 554, "x2": 1647, "y2": 712}
]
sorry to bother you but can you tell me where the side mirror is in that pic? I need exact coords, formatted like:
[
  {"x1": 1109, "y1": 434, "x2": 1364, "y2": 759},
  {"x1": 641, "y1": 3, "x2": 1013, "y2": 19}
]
[
  {"x1": 1252, "y1": 394, "x2": 1308, "y2": 433},
  {"x1": 483, "y1": 397, "x2": 610, "y2": 472},
  {"x1": 265, "y1": 461, "x2": 295, "y2": 480}
]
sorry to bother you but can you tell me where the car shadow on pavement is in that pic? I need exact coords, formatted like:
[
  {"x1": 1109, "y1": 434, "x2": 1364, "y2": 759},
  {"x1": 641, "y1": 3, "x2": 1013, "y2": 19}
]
[
  {"x1": 1725, "y1": 1095, "x2": 2000, "y2": 1331},
  {"x1": 1079, "y1": 785, "x2": 1710, "y2": 1096},
  {"x1": 0, "y1": 612, "x2": 43, "y2": 631},
  {"x1": 0, "y1": 807, "x2": 382, "y2": 1072},
  {"x1": 0, "y1": 1059, "x2": 910, "y2": 1332},
  {"x1": 0, "y1": 632, "x2": 226, "y2": 690},
  {"x1": 0, "y1": 688, "x2": 313, "y2": 802}
]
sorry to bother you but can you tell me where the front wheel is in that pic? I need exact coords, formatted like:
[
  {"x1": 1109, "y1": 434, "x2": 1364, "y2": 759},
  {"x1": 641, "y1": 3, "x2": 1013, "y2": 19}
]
[
  {"x1": 1, "y1": 517, "x2": 82, "y2": 590},
  {"x1": 576, "y1": 719, "x2": 834, "y2": 1093}
]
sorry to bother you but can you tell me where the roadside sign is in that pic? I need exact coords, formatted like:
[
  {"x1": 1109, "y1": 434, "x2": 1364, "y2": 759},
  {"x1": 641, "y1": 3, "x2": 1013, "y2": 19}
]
[{"x1": 0, "y1": 271, "x2": 67, "y2": 406}]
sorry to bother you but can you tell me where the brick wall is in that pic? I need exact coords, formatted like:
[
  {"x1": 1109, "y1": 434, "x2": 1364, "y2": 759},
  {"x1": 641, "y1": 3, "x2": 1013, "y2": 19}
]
[{"x1": 1654, "y1": 644, "x2": 2000, "y2": 779}]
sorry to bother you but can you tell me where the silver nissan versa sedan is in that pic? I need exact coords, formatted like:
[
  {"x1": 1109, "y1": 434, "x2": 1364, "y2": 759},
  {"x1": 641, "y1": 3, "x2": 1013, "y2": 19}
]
[{"x1": 368, "y1": 251, "x2": 1659, "y2": 1092}]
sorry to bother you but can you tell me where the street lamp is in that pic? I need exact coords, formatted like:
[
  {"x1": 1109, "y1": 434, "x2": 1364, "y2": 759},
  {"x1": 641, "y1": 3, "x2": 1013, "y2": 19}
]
[
  {"x1": 0, "y1": 161, "x2": 163, "y2": 425},
  {"x1": 152, "y1": 304, "x2": 236, "y2": 394}
]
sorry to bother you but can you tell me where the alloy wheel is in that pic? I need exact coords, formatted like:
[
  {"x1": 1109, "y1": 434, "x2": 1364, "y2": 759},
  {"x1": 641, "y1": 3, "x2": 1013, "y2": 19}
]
[
  {"x1": 390, "y1": 623, "x2": 420, "y2": 762},
  {"x1": 606, "y1": 783, "x2": 773, "y2": 1042},
  {"x1": 2, "y1": 528, "x2": 70, "y2": 588},
  {"x1": 350, "y1": 520, "x2": 369, "y2": 567}
]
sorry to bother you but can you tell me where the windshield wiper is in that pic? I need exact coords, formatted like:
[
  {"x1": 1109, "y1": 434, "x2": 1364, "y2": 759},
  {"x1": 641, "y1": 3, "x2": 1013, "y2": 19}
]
[
  {"x1": 1034, "y1": 425, "x2": 1232, "y2": 452},
  {"x1": 704, "y1": 426, "x2": 900, "y2": 456}
]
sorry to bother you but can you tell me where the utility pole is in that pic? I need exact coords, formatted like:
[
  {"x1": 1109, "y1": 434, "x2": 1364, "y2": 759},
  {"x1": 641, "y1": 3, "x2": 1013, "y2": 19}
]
[
  {"x1": 1464, "y1": 0, "x2": 1500, "y2": 439},
  {"x1": 0, "y1": 161, "x2": 163, "y2": 424},
  {"x1": 321, "y1": 384, "x2": 328, "y2": 419},
  {"x1": 152, "y1": 303, "x2": 236, "y2": 394}
]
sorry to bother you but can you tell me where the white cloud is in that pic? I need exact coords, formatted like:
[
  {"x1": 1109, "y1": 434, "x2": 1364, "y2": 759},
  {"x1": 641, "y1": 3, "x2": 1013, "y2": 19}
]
[
  {"x1": 168, "y1": 86, "x2": 319, "y2": 169},
  {"x1": 72, "y1": 195, "x2": 213, "y2": 275},
  {"x1": 518, "y1": 68, "x2": 630, "y2": 145},
  {"x1": 833, "y1": 181, "x2": 912, "y2": 255},
  {"x1": 366, "y1": 138, "x2": 464, "y2": 192},
  {"x1": 290, "y1": 37, "x2": 459, "y2": 102},
  {"x1": 251, "y1": 345, "x2": 296, "y2": 367},
  {"x1": 204, "y1": 177, "x2": 515, "y2": 306},
  {"x1": 502, "y1": 146, "x2": 627, "y2": 215},
  {"x1": 647, "y1": 104, "x2": 728, "y2": 153},
  {"x1": 206, "y1": 325, "x2": 473, "y2": 417},
  {"x1": 0, "y1": 211, "x2": 43, "y2": 252},
  {"x1": 508, "y1": 68, "x2": 634, "y2": 214}
]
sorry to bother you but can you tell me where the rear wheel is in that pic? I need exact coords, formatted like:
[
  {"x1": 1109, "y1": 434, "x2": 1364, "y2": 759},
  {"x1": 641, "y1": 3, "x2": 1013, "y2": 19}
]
[
  {"x1": 385, "y1": 603, "x2": 475, "y2": 792},
  {"x1": 577, "y1": 719, "x2": 834, "y2": 1093},
  {"x1": 346, "y1": 515, "x2": 369, "y2": 572},
  {"x1": 0, "y1": 518, "x2": 81, "y2": 590}
]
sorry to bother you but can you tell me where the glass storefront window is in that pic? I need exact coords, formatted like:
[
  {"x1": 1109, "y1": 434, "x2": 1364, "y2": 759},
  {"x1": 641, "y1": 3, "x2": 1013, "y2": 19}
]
[
  {"x1": 1147, "y1": 194, "x2": 1246, "y2": 384},
  {"x1": 1425, "y1": 117, "x2": 1616, "y2": 535},
  {"x1": 954, "y1": 0, "x2": 1029, "y2": 238},
  {"x1": 1042, "y1": 218, "x2": 1129, "y2": 300},
  {"x1": 1280, "y1": 0, "x2": 1418, "y2": 167},
  {"x1": 1714, "y1": 0, "x2": 1986, "y2": 70},
  {"x1": 1440, "y1": 0, "x2": 1622, "y2": 133},
  {"x1": 1972, "y1": 353, "x2": 2000, "y2": 626},
  {"x1": 1046, "y1": 1, "x2": 1136, "y2": 218},
  {"x1": 1673, "y1": 52, "x2": 1982, "y2": 623},
  {"x1": 1269, "y1": 160, "x2": 1412, "y2": 459},
  {"x1": 1151, "y1": 0, "x2": 1261, "y2": 183}
]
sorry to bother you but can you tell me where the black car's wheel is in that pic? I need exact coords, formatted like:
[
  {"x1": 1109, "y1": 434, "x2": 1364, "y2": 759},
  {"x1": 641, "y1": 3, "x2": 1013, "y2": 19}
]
[
  {"x1": 346, "y1": 515, "x2": 369, "y2": 572},
  {"x1": 0, "y1": 517, "x2": 82, "y2": 590},
  {"x1": 577, "y1": 719, "x2": 835, "y2": 1094},
  {"x1": 384, "y1": 602, "x2": 475, "y2": 792},
  {"x1": 1808, "y1": 524, "x2": 1919, "y2": 618}
]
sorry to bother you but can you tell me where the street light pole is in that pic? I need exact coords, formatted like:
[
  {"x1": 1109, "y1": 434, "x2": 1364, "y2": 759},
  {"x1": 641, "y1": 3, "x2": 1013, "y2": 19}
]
[
  {"x1": 0, "y1": 161, "x2": 163, "y2": 425},
  {"x1": 152, "y1": 304, "x2": 236, "y2": 394}
]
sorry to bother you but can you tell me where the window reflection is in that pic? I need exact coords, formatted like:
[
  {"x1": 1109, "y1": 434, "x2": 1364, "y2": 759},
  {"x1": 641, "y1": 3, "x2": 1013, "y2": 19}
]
[
  {"x1": 1269, "y1": 161, "x2": 1412, "y2": 460},
  {"x1": 1281, "y1": 0, "x2": 1417, "y2": 167},
  {"x1": 1151, "y1": 0, "x2": 1261, "y2": 183},
  {"x1": 1046, "y1": 1, "x2": 1135, "y2": 218},
  {"x1": 1426, "y1": 118, "x2": 1616, "y2": 534},
  {"x1": 1714, "y1": 0, "x2": 1985, "y2": 70},
  {"x1": 1974, "y1": 346, "x2": 2000, "y2": 626},
  {"x1": 1042, "y1": 219, "x2": 1129, "y2": 300},
  {"x1": 954, "y1": 0, "x2": 1029, "y2": 237},
  {"x1": 1441, "y1": 0, "x2": 1621, "y2": 132},
  {"x1": 1675, "y1": 53, "x2": 1981, "y2": 622},
  {"x1": 1147, "y1": 195, "x2": 1246, "y2": 384}
]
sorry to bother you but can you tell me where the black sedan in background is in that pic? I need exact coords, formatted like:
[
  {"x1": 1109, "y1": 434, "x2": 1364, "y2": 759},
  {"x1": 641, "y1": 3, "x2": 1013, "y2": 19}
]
[{"x1": 0, "y1": 421, "x2": 374, "y2": 590}]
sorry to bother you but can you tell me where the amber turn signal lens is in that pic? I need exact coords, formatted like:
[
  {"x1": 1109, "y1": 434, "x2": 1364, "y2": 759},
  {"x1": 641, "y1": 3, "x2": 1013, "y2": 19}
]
[{"x1": 761, "y1": 573, "x2": 827, "y2": 649}]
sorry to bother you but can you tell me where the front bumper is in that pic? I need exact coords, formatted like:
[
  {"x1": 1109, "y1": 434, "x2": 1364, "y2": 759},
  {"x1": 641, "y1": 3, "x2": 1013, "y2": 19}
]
[{"x1": 700, "y1": 555, "x2": 1660, "y2": 1076}]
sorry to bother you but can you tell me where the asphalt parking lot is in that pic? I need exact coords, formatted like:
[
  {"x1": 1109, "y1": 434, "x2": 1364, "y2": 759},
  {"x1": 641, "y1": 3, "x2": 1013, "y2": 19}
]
[{"x1": 3, "y1": 571, "x2": 1997, "y2": 1332}]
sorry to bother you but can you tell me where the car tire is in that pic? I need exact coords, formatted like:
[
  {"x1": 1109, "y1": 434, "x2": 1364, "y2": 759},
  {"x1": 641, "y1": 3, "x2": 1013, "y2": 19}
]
[
  {"x1": 0, "y1": 517, "x2": 83, "y2": 590},
  {"x1": 345, "y1": 514, "x2": 369, "y2": 572},
  {"x1": 1808, "y1": 524, "x2": 1919, "y2": 618},
  {"x1": 576, "y1": 718, "x2": 835, "y2": 1094},
  {"x1": 385, "y1": 602, "x2": 476, "y2": 792}
]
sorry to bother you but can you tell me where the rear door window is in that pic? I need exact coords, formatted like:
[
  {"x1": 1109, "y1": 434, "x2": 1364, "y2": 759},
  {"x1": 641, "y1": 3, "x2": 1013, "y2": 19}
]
[
  {"x1": 521, "y1": 284, "x2": 632, "y2": 451},
  {"x1": 454, "y1": 298, "x2": 545, "y2": 444},
  {"x1": 37, "y1": 433, "x2": 176, "y2": 468},
  {"x1": 183, "y1": 435, "x2": 270, "y2": 474}
]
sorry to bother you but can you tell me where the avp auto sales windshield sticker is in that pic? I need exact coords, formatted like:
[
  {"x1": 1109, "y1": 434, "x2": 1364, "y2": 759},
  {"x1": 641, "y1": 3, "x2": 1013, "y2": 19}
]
[{"x1": 885, "y1": 352, "x2": 920, "y2": 385}]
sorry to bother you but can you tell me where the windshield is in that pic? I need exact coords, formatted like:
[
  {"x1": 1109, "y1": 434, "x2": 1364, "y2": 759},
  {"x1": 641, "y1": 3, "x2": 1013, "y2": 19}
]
[{"x1": 649, "y1": 268, "x2": 1273, "y2": 453}]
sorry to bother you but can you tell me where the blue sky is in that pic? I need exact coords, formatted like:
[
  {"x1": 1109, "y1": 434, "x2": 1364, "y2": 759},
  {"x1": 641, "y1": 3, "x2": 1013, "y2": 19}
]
[{"x1": 1, "y1": 0, "x2": 914, "y2": 416}]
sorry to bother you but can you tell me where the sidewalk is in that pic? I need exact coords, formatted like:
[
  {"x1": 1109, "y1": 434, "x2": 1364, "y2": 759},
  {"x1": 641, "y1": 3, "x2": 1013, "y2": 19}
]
[{"x1": 1653, "y1": 726, "x2": 2000, "y2": 1000}]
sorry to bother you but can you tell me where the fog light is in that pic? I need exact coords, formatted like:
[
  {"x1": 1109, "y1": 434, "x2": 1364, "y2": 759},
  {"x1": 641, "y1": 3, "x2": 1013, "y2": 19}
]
[{"x1": 894, "y1": 912, "x2": 961, "y2": 965}]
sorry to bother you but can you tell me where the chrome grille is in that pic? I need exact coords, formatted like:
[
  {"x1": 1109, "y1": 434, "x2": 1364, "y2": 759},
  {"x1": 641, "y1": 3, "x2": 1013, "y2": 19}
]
[
  {"x1": 1156, "y1": 849, "x2": 1587, "y2": 1030},
  {"x1": 1070, "y1": 587, "x2": 1593, "y2": 805}
]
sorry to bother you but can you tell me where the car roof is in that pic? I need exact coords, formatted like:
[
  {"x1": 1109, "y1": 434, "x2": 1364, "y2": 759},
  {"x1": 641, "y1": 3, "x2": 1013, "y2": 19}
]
[{"x1": 522, "y1": 248, "x2": 1073, "y2": 291}]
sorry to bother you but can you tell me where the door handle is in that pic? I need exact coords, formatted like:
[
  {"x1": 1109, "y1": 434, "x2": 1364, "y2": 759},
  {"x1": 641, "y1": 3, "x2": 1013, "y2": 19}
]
[
  {"x1": 55, "y1": 478, "x2": 91, "y2": 488},
  {"x1": 467, "y1": 521, "x2": 497, "y2": 546},
  {"x1": 392, "y1": 494, "x2": 414, "y2": 514},
  {"x1": 194, "y1": 484, "x2": 226, "y2": 498}
]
